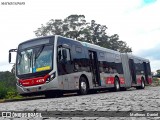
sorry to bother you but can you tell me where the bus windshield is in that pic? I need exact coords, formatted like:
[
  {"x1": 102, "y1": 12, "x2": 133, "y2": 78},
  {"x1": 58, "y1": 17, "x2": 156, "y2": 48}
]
[{"x1": 17, "y1": 45, "x2": 53, "y2": 75}]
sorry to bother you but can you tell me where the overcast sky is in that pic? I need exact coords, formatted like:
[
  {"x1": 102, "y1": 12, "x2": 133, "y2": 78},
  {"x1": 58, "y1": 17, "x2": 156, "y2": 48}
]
[{"x1": 0, "y1": 0, "x2": 160, "y2": 72}]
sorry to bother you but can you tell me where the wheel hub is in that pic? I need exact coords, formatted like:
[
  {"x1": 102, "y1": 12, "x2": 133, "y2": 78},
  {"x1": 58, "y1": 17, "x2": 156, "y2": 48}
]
[
  {"x1": 81, "y1": 81, "x2": 87, "y2": 91},
  {"x1": 142, "y1": 81, "x2": 144, "y2": 88},
  {"x1": 116, "y1": 81, "x2": 120, "y2": 89}
]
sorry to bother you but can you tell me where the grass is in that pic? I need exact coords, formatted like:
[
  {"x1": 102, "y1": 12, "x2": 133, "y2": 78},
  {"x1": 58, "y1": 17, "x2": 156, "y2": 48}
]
[
  {"x1": 151, "y1": 77, "x2": 160, "y2": 86},
  {"x1": 0, "y1": 93, "x2": 24, "y2": 103},
  {"x1": 0, "y1": 82, "x2": 24, "y2": 102}
]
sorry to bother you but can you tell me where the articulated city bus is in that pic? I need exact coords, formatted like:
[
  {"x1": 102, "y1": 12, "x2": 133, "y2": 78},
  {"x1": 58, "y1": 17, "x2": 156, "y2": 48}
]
[{"x1": 9, "y1": 35, "x2": 152, "y2": 97}]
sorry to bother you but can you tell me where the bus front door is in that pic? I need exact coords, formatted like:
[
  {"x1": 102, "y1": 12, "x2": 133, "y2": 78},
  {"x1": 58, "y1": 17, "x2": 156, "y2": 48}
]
[{"x1": 89, "y1": 51, "x2": 101, "y2": 86}]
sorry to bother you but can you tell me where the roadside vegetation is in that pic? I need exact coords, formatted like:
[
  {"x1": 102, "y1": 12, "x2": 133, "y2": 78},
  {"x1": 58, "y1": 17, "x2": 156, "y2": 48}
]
[
  {"x1": 152, "y1": 69, "x2": 160, "y2": 86},
  {"x1": 0, "y1": 71, "x2": 23, "y2": 101},
  {"x1": 152, "y1": 77, "x2": 160, "y2": 86}
]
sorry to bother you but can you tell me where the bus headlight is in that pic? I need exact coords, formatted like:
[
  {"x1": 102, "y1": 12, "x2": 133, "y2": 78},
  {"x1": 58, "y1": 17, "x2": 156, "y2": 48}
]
[
  {"x1": 17, "y1": 80, "x2": 22, "y2": 87},
  {"x1": 46, "y1": 72, "x2": 56, "y2": 83},
  {"x1": 46, "y1": 77, "x2": 50, "y2": 83},
  {"x1": 50, "y1": 72, "x2": 56, "y2": 80}
]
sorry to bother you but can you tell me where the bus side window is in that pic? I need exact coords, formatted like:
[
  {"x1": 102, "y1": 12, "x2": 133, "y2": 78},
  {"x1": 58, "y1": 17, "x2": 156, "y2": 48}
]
[
  {"x1": 58, "y1": 47, "x2": 71, "y2": 63},
  {"x1": 57, "y1": 46, "x2": 72, "y2": 75},
  {"x1": 62, "y1": 49, "x2": 67, "y2": 60},
  {"x1": 62, "y1": 48, "x2": 71, "y2": 62},
  {"x1": 58, "y1": 47, "x2": 62, "y2": 62}
]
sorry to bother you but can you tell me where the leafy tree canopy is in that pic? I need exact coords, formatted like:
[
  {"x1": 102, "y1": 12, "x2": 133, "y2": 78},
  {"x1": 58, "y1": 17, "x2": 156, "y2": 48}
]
[
  {"x1": 0, "y1": 71, "x2": 18, "y2": 99},
  {"x1": 34, "y1": 14, "x2": 132, "y2": 52},
  {"x1": 156, "y1": 69, "x2": 160, "y2": 77},
  {"x1": 157, "y1": 70, "x2": 160, "y2": 74}
]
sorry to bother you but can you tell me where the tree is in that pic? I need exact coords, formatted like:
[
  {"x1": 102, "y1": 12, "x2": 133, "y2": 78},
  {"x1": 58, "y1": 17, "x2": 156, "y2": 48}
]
[
  {"x1": 34, "y1": 14, "x2": 132, "y2": 52},
  {"x1": 0, "y1": 71, "x2": 18, "y2": 99},
  {"x1": 108, "y1": 34, "x2": 132, "y2": 52},
  {"x1": 0, "y1": 71, "x2": 17, "y2": 88},
  {"x1": 156, "y1": 70, "x2": 160, "y2": 76},
  {"x1": 152, "y1": 69, "x2": 160, "y2": 78},
  {"x1": 11, "y1": 64, "x2": 15, "y2": 74}
]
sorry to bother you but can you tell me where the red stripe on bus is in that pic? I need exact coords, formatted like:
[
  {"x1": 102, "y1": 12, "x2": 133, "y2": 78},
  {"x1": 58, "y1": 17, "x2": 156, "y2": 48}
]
[
  {"x1": 19, "y1": 74, "x2": 49, "y2": 86},
  {"x1": 105, "y1": 77, "x2": 114, "y2": 84},
  {"x1": 105, "y1": 77, "x2": 125, "y2": 84},
  {"x1": 148, "y1": 77, "x2": 152, "y2": 84},
  {"x1": 119, "y1": 77, "x2": 125, "y2": 84},
  {"x1": 137, "y1": 78, "x2": 141, "y2": 84}
]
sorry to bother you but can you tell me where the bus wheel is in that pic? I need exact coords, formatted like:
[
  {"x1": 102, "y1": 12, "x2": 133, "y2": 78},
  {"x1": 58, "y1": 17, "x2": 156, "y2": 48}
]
[
  {"x1": 114, "y1": 77, "x2": 120, "y2": 91},
  {"x1": 141, "y1": 79, "x2": 145, "y2": 89},
  {"x1": 79, "y1": 77, "x2": 89, "y2": 95},
  {"x1": 137, "y1": 79, "x2": 145, "y2": 89}
]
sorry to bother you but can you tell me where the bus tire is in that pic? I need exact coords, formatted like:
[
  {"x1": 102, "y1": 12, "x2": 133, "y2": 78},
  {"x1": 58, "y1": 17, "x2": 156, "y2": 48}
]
[
  {"x1": 114, "y1": 77, "x2": 120, "y2": 92},
  {"x1": 141, "y1": 79, "x2": 145, "y2": 89},
  {"x1": 78, "y1": 76, "x2": 89, "y2": 95},
  {"x1": 137, "y1": 79, "x2": 145, "y2": 89}
]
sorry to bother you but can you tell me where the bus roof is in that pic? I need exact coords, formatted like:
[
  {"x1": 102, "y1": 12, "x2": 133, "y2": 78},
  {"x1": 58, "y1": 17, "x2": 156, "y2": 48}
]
[
  {"x1": 19, "y1": 35, "x2": 54, "y2": 45},
  {"x1": 124, "y1": 53, "x2": 150, "y2": 62},
  {"x1": 18, "y1": 35, "x2": 149, "y2": 62},
  {"x1": 56, "y1": 35, "x2": 120, "y2": 54},
  {"x1": 81, "y1": 41, "x2": 120, "y2": 54}
]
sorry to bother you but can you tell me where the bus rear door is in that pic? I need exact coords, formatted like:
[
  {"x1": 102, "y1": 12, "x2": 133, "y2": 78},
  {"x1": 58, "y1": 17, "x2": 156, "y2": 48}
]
[
  {"x1": 88, "y1": 50, "x2": 101, "y2": 87},
  {"x1": 143, "y1": 62, "x2": 149, "y2": 84},
  {"x1": 129, "y1": 59, "x2": 137, "y2": 84}
]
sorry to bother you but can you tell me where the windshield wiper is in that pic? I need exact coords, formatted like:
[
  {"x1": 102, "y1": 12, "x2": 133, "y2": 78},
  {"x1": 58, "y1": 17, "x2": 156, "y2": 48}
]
[
  {"x1": 34, "y1": 45, "x2": 45, "y2": 65},
  {"x1": 35, "y1": 45, "x2": 45, "y2": 59},
  {"x1": 25, "y1": 51, "x2": 32, "y2": 67}
]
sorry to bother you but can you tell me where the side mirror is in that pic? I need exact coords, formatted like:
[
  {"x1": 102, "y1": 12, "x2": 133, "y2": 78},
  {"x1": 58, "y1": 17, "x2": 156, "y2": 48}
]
[
  {"x1": 9, "y1": 49, "x2": 17, "y2": 64},
  {"x1": 9, "y1": 52, "x2": 11, "y2": 63}
]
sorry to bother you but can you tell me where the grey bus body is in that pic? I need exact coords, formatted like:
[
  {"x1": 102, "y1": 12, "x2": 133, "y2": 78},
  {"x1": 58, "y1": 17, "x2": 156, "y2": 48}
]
[
  {"x1": 121, "y1": 53, "x2": 152, "y2": 88},
  {"x1": 9, "y1": 35, "x2": 152, "y2": 97}
]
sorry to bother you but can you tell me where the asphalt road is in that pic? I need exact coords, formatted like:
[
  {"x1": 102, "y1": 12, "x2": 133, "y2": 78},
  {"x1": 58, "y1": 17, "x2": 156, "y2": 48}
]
[{"x1": 0, "y1": 86, "x2": 160, "y2": 120}]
